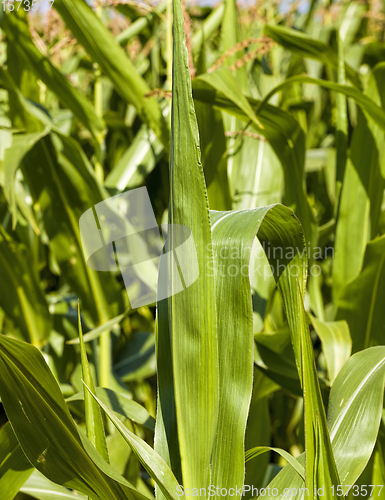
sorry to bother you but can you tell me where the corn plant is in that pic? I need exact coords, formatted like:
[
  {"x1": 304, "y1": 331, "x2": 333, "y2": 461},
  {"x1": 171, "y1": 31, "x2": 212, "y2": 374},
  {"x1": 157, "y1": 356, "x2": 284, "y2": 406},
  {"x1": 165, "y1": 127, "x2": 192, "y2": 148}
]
[{"x1": 0, "y1": 0, "x2": 385, "y2": 499}]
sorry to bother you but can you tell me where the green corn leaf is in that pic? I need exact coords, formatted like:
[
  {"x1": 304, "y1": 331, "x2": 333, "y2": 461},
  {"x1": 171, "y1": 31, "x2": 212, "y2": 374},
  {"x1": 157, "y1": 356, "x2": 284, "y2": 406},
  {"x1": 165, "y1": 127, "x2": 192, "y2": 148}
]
[
  {"x1": 20, "y1": 470, "x2": 87, "y2": 500},
  {"x1": 309, "y1": 316, "x2": 351, "y2": 384},
  {"x1": 255, "y1": 340, "x2": 302, "y2": 397},
  {"x1": 1, "y1": 10, "x2": 105, "y2": 141},
  {"x1": 84, "y1": 384, "x2": 182, "y2": 500},
  {"x1": 244, "y1": 373, "x2": 276, "y2": 496},
  {"x1": 2, "y1": 128, "x2": 49, "y2": 229},
  {"x1": 194, "y1": 46, "x2": 231, "y2": 211},
  {"x1": 0, "y1": 227, "x2": 52, "y2": 345},
  {"x1": 116, "y1": 1, "x2": 168, "y2": 46},
  {"x1": 0, "y1": 334, "x2": 149, "y2": 500},
  {"x1": 370, "y1": 62, "x2": 385, "y2": 179},
  {"x1": 113, "y1": 331, "x2": 156, "y2": 382},
  {"x1": 332, "y1": 158, "x2": 370, "y2": 304},
  {"x1": 208, "y1": 206, "x2": 305, "y2": 495},
  {"x1": 245, "y1": 446, "x2": 304, "y2": 479},
  {"x1": 328, "y1": 346, "x2": 385, "y2": 493},
  {"x1": 67, "y1": 387, "x2": 155, "y2": 432},
  {"x1": 259, "y1": 346, "x2": 385, "y2": 498},
  {"x1": 333, "y1": 109, "x2": 384, "y2": 304},
  {"x1": 78, "y1": 304, "x2": 109, "y2": 463},
  {"x1": 53, "y1": 0, "x2": 169, "y2": 147},
  {"x1": 0, "y1": 422, "x2": 33, "y2": 500},
  {"x1": 258, "y1": 75, "x2": 385, "y2": 133},
  {"x1": 0, "y1": 67, "x2": 56, "y2": 131},
  {"x1": 335, "y1": 30, "x2": 348, "y2": 212},
  {"x1": 209, "y1": 205, "x2": 339, "y2": 498},
  {"x1": 21, "y1": 133, "x2": 124, "y2": 326},
  {"x1": 192, "y1": 70, "x2": 316, "y2": 246},
  {"x1": 336, "y1": 235, "x2": 385, "y2": 353},
  {"x1": 264, "y1": 25, "x2": 361, "y2": 89},
  {"x1": 154, "y1": 1, "x2": 219, "y2": 499},
  {"x1": 0, "y1": 68, "x2": 123, "y2": 327},
  {"x1": 5, "y1": 20, "x2": 41, "y2": 133},
  {"x1": 192, "y1": 2, "x2": 225, "y2": 55},
  {"x1": 67, "y1": 309, "x2": 131, "y2": 345},
  {"x1": 105, "y1": 125, "x2": 164, "y2": 191}
]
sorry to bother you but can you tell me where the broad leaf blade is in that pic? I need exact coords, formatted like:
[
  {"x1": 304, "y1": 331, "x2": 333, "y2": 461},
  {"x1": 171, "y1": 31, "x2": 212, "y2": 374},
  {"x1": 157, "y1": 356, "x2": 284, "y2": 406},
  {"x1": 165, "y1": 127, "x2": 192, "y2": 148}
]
[
  {"x1": 328, "y1": 346, "x2": 385, "y2": 493},
  {"x1": 310, "y1": 316, "x2": 351, "y2": 384},
  {"x1": 154, "y1": 1, "x2": 219, "y2": 499},
  {"x1": 0, "y1": 334, "x2": 143, "y2": 500}
]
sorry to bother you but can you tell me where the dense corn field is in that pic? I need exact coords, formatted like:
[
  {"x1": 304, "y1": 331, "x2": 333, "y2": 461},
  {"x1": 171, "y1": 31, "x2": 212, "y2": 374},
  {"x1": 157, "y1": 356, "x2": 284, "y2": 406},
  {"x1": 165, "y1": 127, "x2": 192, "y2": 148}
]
[{"x1": 0, "y1": 0, "x2": 385, "y2": 499}]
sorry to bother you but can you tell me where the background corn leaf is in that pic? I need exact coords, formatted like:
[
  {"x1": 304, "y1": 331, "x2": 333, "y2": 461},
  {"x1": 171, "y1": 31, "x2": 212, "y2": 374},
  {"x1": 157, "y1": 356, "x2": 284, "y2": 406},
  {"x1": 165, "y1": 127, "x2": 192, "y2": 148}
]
[
  {"x1": 328, "y1": 346, "x2": 385, "y2": 493},
  {"x1": 20, "y1": 470, "x2": 88, "y2": 500},
  {"x1": 192, "y1": 72, "x2": 316, "y2": 247},
  {"x1": 116, "y1": 1, "x2": 168, "y2": 46},
  {"x1": 67, "y1": 387, "x2": 155, "y2": 432},
  {"x1": 309, "y1": 316, "x2": 351, "y2": 384},
  {"x1": 259, "y1": 75, "x2": 385, "y2": 132},
  {"x1": 0, "y1": 422, "x2": 33, "y2": 500},
  {"x1": 22, "y1": 134, "x2": 124, "y2": 325},
  {"x1": 245, "y1": 446, "x2": 304, "y2": 479},
  {"x1": 53, "y1": 0, "x2": 169, "y2": 147},
  {"x1": 264, "y1": 25, "x2": 361, "y2": 89},
  {"x1": 1, "y1": 10, "x2": 105, "y2": 141},
  {"x1": 2, "y1": 128, "x2": 49, "y2": 228},
  {"x1": 105, "y1": 126, "x2": 164, "y2": 191},
  {"x1": 336, "y1": 235, "x2": 385, "y2": 352},
  {"x1": 0, "y1": 227, "x2": 52, "y2": 344},
  {"x1": 192, "y1": 2, "x2": 225, "y2": 55}
]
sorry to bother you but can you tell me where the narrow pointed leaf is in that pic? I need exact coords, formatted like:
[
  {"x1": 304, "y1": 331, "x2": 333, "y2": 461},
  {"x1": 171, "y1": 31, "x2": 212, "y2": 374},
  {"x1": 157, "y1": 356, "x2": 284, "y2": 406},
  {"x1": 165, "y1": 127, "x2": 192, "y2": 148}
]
[
  {"x1": 154, "y1": 1, "x2": 219, "y2": 498},
  {"x1": 245, "y1": 446, "x2": 304, "y2": 479},
  {"x1": 78, "y1": 304, "x2": 109, "y2": 463},
  {"x1": 67, "y1": 387, "x2": 155, "y2": 432},
  {"x1": 84, "y1": 384, "x2": 182, "y2": 500}
]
